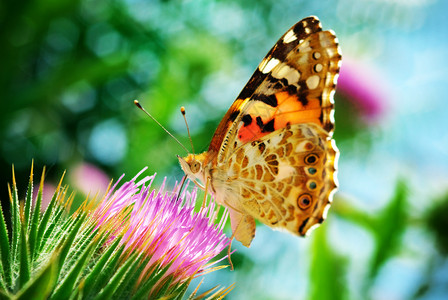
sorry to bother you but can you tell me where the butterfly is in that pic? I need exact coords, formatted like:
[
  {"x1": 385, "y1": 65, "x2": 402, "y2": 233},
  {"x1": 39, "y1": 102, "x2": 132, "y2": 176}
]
[{"x1": 178, "y1": 16, "x2": 341, "y2": 247}]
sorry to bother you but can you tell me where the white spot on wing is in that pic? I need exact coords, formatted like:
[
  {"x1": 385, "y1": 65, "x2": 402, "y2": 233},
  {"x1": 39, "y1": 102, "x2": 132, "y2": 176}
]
[
  {"x1": 260, "y1": 58, "x2": 280, "y2": 74},
  {"x1": 283, "y1": 29, "x2": 297, "y2": 43},
  {"x1": 333, "y1": 73, "x2": 339, "y2": 85},
  {"x1": 306, "y1": 75, "x2": 320, "y2": 89},
  {"x1": 305, "y1": 223, "x2": 320, "y2": 236},
  {"x1": 272, "y1": 63, "x2": 300, "y2": 84},
  {"x1": 329, "y1": 90, "x2": 335, "y2": 104},
  {"x1": 258, "y1": 58, "x2": 268, "y2": 72},
  {"x1": 277, "y1": 163, "x2": 296, "y2": 180},
  {"x1": 329, "y1": 109, "x2": 335, "y2": 123},
  {"x1": 300, "y1": 40, "x2": 310, "y2": 49},
  {"x1": 321, "y1": 203, "x2": 331, "y2": 219}
]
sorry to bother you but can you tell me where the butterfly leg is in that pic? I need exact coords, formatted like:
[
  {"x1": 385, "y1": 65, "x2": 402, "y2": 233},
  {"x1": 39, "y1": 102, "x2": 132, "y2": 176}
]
[
  {"x1": 201, "y1": 176, "x2": 211, "y2": 209},
  {"x1": 228, "y1": 209, "x2": 256, "y2": 247},
  {"x1": 227, "y1": 238, "x2": 234, "y2": 270}
]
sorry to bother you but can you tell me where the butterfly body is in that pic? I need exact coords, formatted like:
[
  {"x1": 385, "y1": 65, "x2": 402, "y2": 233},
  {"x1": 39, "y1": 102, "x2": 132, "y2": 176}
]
[{"x1": 179, "y1": 16, "x2": 341, "y2": 247}]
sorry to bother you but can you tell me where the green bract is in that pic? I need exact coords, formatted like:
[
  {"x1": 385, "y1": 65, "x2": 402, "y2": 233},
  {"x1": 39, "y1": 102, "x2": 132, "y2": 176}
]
[{"x1": 0, "y1": 163, "x2": 233, "y2": 299}]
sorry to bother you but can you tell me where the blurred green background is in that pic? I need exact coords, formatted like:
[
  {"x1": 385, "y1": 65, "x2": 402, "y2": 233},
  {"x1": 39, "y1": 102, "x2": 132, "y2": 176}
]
[{"x1": 1, "y1": 0, "x2": 448, "y2": 299}]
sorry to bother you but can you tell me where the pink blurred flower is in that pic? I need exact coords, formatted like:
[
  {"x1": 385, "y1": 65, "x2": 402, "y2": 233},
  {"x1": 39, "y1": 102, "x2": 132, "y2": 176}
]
[
  {"x1": 337, "y1": 58, "x2": 388, "y2": 122},
  {"x1": 71, "y1": 162, "x2": 110, "y2": 197},
  {"x1": 33, "y1": 182, "x2": 56, "y2": 212}
]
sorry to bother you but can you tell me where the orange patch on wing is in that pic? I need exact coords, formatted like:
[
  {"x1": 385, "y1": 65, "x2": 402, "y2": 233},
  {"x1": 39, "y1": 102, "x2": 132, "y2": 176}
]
[
  {"x1": 274, "y1": 91, "x2": 322, "y2": 128},
  {"x1": 237, "y1": 91, "x2": 323, "y2": 144},
  {"x1": 238, "y1": 122, "x2": 268, "y2": 143}
]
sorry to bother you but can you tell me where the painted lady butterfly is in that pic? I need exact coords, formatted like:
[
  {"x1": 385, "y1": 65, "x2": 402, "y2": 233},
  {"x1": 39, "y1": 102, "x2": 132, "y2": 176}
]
[{"x1": 178, "y1": 16, "x2": 341, "y2": 247}]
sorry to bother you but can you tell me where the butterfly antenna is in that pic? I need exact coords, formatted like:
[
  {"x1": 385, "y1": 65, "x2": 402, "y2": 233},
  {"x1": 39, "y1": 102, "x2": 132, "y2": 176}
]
[
  {"x1": 134, "y1": 100, "x2": 189, "y2": 153},
  {"x1": 180, "y1": 106, "x2": 195, "y2": 155}
]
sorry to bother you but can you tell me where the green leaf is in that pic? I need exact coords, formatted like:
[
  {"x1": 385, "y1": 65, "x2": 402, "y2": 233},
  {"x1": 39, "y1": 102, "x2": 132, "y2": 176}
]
[
  {"x1": 172, "y1": 280, "x2": 190, "y2": 300},
  {"x1": 333, "y1": 179, "x2": 409, "y2": 292},
  {"x1": 85, "y1": 242, "x2": 126, "y2": 297},
  {"x1": 0, "y1": 289, "x2": 11, "y2": 300},
  {"x1": 9, "y1": 167, "x2": 21, "y2": 270},
  {"x1": 309, "y1": 223, "x2": 348, "y2": 300},
  {"x1": 50, "y1": 228, "x2": 102, "y2": 300},
  {"x1": 81, "y1": 239, "x2": 124, "y2": 297},
  {"x1": 367, "y1": 179, "x2": 408, "y2": 282},
  {"x1": 64, "y1": 223, "x2": 98, "y2": 267},
  {"x1": 151, "y1": 274, "x2": 174, "y2": 299},
  {"x1": 0, "y1": 263, "x2": 8, "y2": 293},
  {"x1": 132, "y1": 260, "x2": 174, "y2": 300},
  {"x1": 36, "y1": 173, "x2": 65, "y2": 253},
  {"x1": 114, "y1": 254, "x2": 152, "y2": 299},
  {"x1": 425, "y1": 191, "x2": 448, "y2": 254},
  {"x1": 39, "y1": 196, "x2": 68, "y2": 253},
  {"x1": 92, "y1": 252, "x2": 141, "y2": 300},
  {"x1": 23, "y1": 162, "x2": 34, "y2": 234},
  {"x1": 0, "y1": 201, "x2": 12, "y2": 289},
  {"x1": 29, "y1": 167, "x2": 45, "y2": 260},
  {"x1": 15, "y1": 250, "x2": 59, "y2": 300},
  {"x1": 17, "y1": 219, "x2": 31, "y2": 289},
  {"x1": 55, "y1": 214, "x2": 86, "y2": 278}
]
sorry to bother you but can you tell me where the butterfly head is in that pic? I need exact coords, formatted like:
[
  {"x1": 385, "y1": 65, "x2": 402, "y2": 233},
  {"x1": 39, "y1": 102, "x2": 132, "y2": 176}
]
[{"x1": 177, "y1": 153, "x2": 208, "y2": 189}]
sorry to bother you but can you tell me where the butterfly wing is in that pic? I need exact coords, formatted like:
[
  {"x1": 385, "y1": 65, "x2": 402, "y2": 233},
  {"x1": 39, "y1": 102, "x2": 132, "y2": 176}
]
[
  {"x1": 209, "y1": 16, "x2": 341, "y2": 161},
  {"x1": 208, "y1": 16, "x2": 341, "y2": 246},
  {"x1": 212, "y1": 123, "x2": 338, "y2": 244}
]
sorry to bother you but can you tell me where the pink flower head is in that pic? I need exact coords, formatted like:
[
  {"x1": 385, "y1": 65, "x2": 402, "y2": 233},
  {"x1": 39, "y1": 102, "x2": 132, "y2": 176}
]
[{"x1": 91, "y1": 167, "x2": 230, "y2": 282}]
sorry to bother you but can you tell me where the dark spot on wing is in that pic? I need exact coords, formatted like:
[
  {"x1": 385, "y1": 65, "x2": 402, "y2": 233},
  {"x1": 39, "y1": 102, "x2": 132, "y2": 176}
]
[
  {"x1": 267, "y1": 74, "x2": 278, "y2": 84},
  {"x1": 256, "y1": 116, "x2": 264, "y2": 129},
  {"x1": 324, "y1": 122, "x2": 334, "y2": 133},
  {"x1": 298, "y1": 217, "x2": 309, "y2": 234},
  {"x1": 229, "y1": 110, "x2": 239, "y2": 122},
  {"x1": 318, "y1": 111, "x2": 323, "y2": 124},
  {"x1": 242, "y1": 114, "x2": 252, "y2": 126},
  {"x1": 286, "y1": 85, "x2": 297, "y2": 95},
  {"x1": 237, "y1": 69, "x2": 266, "y2": 99},
  {"x1": 255, "y1": 93, "x2": 278, "y2": 107},
  {"x1": 298, "y1": 93, "x2": 309, "y2": 106},
  {"x1": 274, "y1": 82, "x2": 283, "y2": 89},
  {"x1": 262, "y1": 118, "x2": 275, "y2": 133}
]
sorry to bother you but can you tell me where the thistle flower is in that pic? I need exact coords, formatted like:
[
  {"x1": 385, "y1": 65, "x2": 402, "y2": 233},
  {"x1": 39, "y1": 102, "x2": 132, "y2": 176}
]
[
  {"x1": 0, "y1": 163, "x2": 233, "y2": 299},
  {"x1": 90, "y1": 167, "x2": 232, "y2": 297}
]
